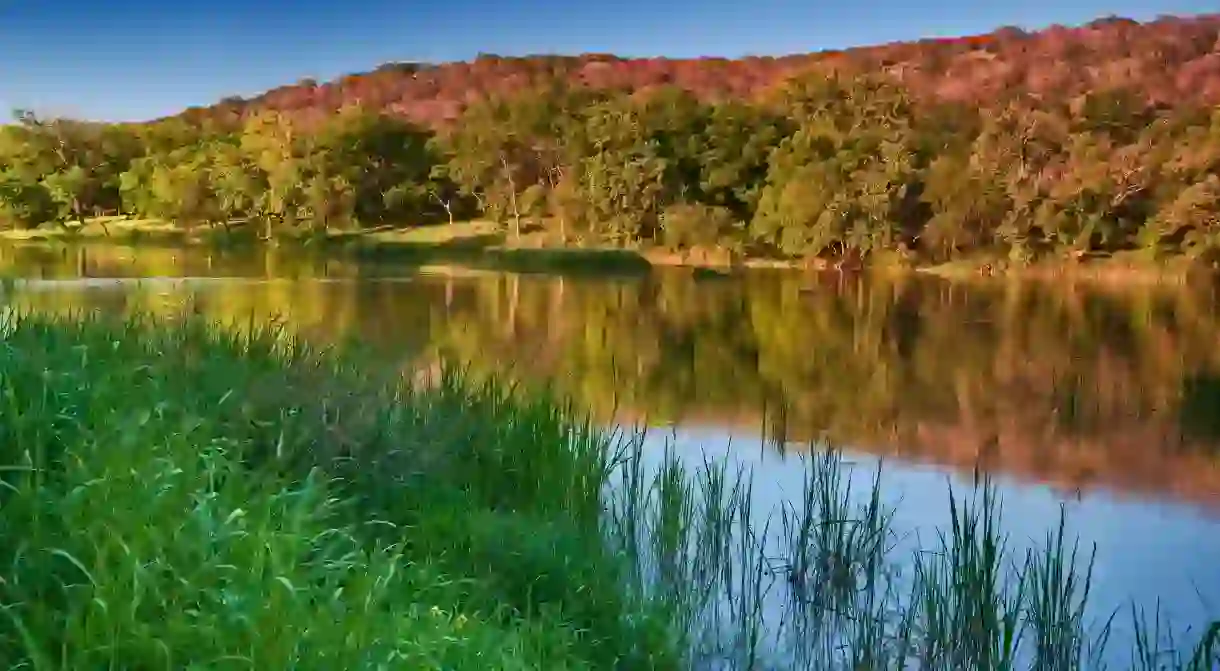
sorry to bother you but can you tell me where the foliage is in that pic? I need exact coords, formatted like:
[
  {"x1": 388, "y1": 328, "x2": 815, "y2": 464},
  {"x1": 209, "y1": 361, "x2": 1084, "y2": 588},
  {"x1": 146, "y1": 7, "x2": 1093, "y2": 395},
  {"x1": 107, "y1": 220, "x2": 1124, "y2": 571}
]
[
  {"x1": 752, "y1": 75, "x2": 924, "y2": 259},
  {"x1": 163, "y1": 15, "x2": 1220, "y2": 129},
  {"x1": 0, "y1": 314, "x2": 681, "y2": 669},
  {"x1": 0, "y1": 171, "x2": 55, "y2": 228},
  {"x1": 5, "y1": 15, "x2": 1220, "y2": 260}
]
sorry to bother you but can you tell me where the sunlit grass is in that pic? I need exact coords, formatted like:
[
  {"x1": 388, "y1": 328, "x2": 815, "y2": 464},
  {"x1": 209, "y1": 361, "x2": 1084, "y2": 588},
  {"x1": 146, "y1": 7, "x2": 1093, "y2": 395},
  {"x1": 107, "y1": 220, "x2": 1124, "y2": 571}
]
[
  {"x1": 0, "y1": 313, "x2": 1216, "y2": 669},
  {"x1": 0, "y1": 313, "x2": 678, "y2": 669},
  {"x1": 352, "y1": 219, "x2": 504, "y2": 244},
  {"x1": 0, "y1": 216, "x2": 174, "y2": 240}
]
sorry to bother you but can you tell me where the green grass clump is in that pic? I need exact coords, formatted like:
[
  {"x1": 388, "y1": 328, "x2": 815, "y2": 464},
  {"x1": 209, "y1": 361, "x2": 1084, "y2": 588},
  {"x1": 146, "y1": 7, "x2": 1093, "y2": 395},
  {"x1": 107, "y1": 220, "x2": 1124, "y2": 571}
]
[{"x1": 0, "y1": 313, "x2": 679, "y2": 669}]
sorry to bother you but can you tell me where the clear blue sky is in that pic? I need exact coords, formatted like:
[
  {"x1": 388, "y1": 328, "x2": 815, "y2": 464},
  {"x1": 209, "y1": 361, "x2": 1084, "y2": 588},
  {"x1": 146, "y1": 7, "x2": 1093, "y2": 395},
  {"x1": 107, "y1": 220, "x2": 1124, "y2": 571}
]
[{"x1": 0, "y1": 0, "x2": 1214, "y2": 122}]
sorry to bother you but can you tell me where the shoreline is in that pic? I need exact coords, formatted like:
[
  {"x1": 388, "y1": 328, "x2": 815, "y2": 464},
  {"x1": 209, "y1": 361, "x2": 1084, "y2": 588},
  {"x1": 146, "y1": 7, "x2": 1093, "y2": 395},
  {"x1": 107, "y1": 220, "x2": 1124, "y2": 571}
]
[
  {"x1": 2, "y1": 219, "x2": 1212, "y2": 286},
  {"x1": 0, "y1": 314, "x2": 683, "y2": 669}
]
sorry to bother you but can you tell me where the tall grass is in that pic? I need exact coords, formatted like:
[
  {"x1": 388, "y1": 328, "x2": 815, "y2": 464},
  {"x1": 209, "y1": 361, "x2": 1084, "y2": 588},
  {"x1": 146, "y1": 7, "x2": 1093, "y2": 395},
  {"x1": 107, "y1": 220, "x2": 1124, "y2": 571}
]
[
  {"x1": 0, "y1": 312, "x2": 1216, "y2": 669},
  {"x1": 0, "y1": 313, "x2": 678, "y2": 669},
  {"x1": 605, "y1": 438, "x2": 1220, "y2": 670}
]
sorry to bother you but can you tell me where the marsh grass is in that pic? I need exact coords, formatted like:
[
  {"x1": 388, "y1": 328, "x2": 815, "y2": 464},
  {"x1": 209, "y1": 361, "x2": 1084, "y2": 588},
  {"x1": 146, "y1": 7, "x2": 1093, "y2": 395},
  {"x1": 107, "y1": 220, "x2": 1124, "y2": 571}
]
[
  {"x1": 0, "y1": 313, "x2": 679, "y2": 669},
  {"x1": 601, "y1": 435, "x2": 1220, "y2": 670},
  {"x1": 0, "y1": 312, "x2": 1216, "y2": 670}
]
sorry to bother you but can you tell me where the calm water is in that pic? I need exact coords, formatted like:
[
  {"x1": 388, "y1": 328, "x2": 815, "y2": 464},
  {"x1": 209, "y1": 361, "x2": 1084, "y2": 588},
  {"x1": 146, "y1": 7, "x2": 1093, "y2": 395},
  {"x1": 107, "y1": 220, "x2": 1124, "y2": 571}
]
[{"x1": 3, "y1": 243, "x2": 1219, "y2": 663}]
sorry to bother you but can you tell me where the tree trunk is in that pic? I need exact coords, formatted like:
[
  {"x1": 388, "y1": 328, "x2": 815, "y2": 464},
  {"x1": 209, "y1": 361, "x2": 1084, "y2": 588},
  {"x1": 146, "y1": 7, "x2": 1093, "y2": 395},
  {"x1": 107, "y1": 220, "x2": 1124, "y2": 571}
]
[
  {"x1": 507, "y1": 274, "x2": 520, "y2": 338},
  {"x1": 501, "y1": 155, "x2": 521, "y2": 240},
  {"x1": 549, "y1": 276, "x2": 566, "y2": 344}
]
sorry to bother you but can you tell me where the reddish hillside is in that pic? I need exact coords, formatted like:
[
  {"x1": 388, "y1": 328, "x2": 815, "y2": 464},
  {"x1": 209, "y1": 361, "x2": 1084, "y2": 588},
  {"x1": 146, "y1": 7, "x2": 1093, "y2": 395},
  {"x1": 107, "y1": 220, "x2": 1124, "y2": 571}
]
[{"x1": 176, "y1": 13, "x2": 1220, "y2": 129}]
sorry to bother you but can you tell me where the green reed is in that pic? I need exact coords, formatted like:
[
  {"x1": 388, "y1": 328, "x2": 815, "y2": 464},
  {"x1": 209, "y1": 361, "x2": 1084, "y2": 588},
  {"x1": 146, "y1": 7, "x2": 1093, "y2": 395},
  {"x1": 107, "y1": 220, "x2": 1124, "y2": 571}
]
[
  {"x1": 0, "y1": 312, "x2": 677, "y2": 669},
  {"x1": 598, "y1": 431, "x2": 1219, "y2": 670}
]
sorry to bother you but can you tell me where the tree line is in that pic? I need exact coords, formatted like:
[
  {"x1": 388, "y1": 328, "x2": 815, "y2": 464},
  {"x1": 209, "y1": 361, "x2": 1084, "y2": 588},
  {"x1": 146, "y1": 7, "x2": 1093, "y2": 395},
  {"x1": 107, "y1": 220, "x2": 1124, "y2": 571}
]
[{"x1": 3, "y1": 69, "x2": 1220, "y2": 265}]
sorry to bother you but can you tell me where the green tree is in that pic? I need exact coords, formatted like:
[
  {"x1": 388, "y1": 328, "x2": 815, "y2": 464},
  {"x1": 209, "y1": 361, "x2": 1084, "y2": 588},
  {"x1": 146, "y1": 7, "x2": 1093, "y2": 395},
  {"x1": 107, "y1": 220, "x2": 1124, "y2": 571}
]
[
  {"x1": 313, "y1": 106, "x2": 437, "y2": 226},
  {"x1": 0, "y1": 171, "x2": 55, "y2": 229},
  {"x1": 568, "y1": 97, "x2": 674, "y2": 244},
  {"x1": 697, "y1": 102, "x2": 792, "y2": 221},
  {"x1": 208, "y1": 140, "x2": 264, "y2": 227},
  {"x1": 752, "y1": 75, "x2": 923, "y2": 260},
  {"x1": 239, "y1": 110, "x2": 307, "y2": 235}
]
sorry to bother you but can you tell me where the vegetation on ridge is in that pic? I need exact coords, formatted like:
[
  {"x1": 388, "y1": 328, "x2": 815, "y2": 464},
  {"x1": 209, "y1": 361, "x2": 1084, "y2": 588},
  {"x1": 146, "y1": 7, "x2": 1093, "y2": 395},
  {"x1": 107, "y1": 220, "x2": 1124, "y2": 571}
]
[
  {"x1": 5, "y1": 15, "x2": 1220, "y2": 269},
  {"x1": 173, "y1": 14, "x2": 1220, "y2": 127}
]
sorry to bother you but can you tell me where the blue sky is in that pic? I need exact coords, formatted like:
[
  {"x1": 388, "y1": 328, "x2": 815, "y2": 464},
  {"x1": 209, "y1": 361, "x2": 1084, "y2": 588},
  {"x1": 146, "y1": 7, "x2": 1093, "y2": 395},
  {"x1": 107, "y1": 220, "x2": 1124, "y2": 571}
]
[{"x1": 0, "y1": 0, "x2": 1214, "y2": 122}]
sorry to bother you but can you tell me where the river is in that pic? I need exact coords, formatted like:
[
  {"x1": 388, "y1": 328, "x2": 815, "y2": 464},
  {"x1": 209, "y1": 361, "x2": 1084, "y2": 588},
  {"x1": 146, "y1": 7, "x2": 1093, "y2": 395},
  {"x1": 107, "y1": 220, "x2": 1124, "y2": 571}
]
[{"x1": 2, "y1": 242, "x2": 1218, "y2": 667}]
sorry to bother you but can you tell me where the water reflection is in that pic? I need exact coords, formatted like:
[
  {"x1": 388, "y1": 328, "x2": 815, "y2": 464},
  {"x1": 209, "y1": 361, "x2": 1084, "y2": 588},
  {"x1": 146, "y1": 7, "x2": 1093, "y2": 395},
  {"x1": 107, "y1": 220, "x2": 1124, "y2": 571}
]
[
  {"x1": 1, "y1": 242, "x2": 1219, "y2": 660},
  {"x1": 2, "y1": 243, "x2": 1220, "y2": 506}
]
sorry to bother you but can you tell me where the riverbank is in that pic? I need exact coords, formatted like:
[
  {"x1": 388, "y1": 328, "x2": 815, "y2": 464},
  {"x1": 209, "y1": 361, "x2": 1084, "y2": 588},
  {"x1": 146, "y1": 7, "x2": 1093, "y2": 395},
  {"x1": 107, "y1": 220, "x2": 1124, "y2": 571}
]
[
  {"x1": 0, "y1": 216, "x2": 262, "y2": 248},
  {"x1": 4, "y1": 218, "x2": 1211, "y2": 285},
  {"x1": 915, "y1": 253, "x2": 1209, "y2": 287},
  {"x1": 0, "y1": 314, "x2": 679, "y2": 669},
  {"x1": 318, "y1": 228, "x2": 1220, "y2": 288}
]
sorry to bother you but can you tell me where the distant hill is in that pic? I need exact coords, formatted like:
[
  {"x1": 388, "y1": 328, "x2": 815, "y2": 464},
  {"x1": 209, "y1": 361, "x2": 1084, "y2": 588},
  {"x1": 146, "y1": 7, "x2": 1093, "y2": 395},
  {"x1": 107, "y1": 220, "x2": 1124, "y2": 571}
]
[{"x1": 167, "y1": 14, "x2": 1220, "y2": 128}]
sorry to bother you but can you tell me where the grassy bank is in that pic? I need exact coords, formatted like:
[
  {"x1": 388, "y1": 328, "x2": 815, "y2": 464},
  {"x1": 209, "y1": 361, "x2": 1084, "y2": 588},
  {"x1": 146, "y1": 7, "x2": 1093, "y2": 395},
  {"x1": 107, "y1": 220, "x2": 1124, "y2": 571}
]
[
  {"x1": 1, "y1": 316, "x2": 1218, "y2": 669},
  {"x1": 0, "y1": 216, "x2": 261, "y2": 247},
  {"x1": 292, "y1": 222, "x2": 1220, "y2": 284},
  {"x1": 327, "y1": 221, "x2": 657, "y2": 275},
  {"x1": 0, "y1": 314, "x2": 679, "y2": 669},
  {"x1": 916, "y1": 252, "x2": 1210, "y2": 287},
  {"x1": 6, "y1": 218, "x2": 1216, "y2": 284}
]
